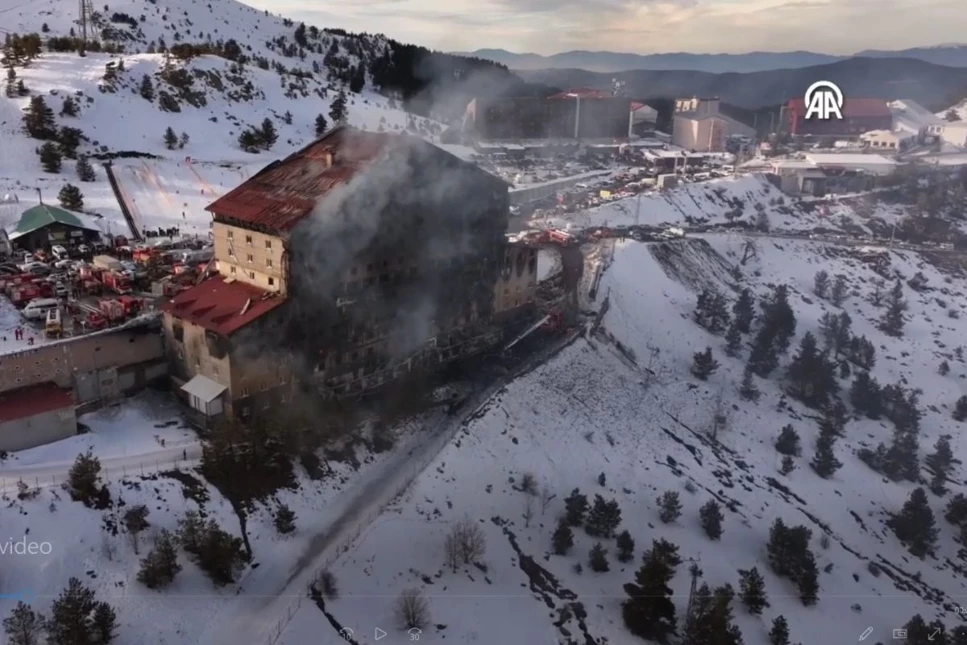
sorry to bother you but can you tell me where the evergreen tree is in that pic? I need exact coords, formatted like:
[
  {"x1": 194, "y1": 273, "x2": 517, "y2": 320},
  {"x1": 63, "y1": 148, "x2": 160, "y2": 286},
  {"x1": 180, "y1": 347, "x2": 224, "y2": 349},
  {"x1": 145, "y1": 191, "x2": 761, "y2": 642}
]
[
  {"x1": 75, "y1": 155, "x2": 96, "y2": 182},
  {"x1": 810, "y1": 420, "x2": 842, "y2": 479},
  {"x1": 737, "y1": 567, "x2": 769, "y2": 614},
  {"x1": 738, "y1": 366, "x2": 759, "y2": 401},
  {"x1": 552, "y1": 517, "x2": 574, "y2": 555},
  {"x1": 23, "y1": 95, "x2": 56, "y2": 139},
  {"x1": 47, "y1": 577, "x2": 115, "y2": 645},
  {"x1": 945, "y1": 493, "x2": 967, "y2": 527},
  {"x1": 91, "y1": 602, "x2": 117, "y2": 644},
  {"x1": 61, "y1": 96, "x2": 78, "y2": 117},
  {"x1": 833, "y1": 312, "x2": 852, "y2": 356},
  {"x1": 926, "y1": 435, "x2": 954, "y2": 495},
  {"x1": 780, "y1": 455, "x2": 795, "y2": 475},
  {"x1": 274, "y1": 504, "x2": 296, "y2": 534},
  {"x1": 694, "y1": 288, "x2": 731, "y2": 333},
  {"x1": 349, "y1": 63, "x2": 366, "y2": 93},
  {"x1": 880, "y1": 279, "x2": 907, "y2": 337},
  {"x1": 786, "y1": 332, "x2": 837, "y2": 407},
  {"x1": 57, "y1": 183, "x2": 83, "y2": 211},
  {"x1": 16, "y1": 78, "x2": 27, "y2": 96},
  {"x1": 830, "y1": 274, "x2": 848, "y2": 307},
  {"x1": 889, "y1": 487, "x2": 938, "y2": 558},
  {"x1": 622, "y1": 538, "x2": 681, "y2": 643},
  {"x1": 850, "y1": 370, "x2": 883, "y2": 419},
  {"x1": 954, "y1": 395, "x2": 967, "y2": 422},
  {"x1": 699, "y1": 499, "x2": 724, "y2": 540},
  {"x1": 848, "y1": 335, "x2": 877, "y2": 370},
  {"x1": 259, "y1": 117, "x2": 278, "y2": 150},
  {"x1": 939, "y1": 360, "x2": 950, "y2": 376},
  {"x1": 56, "y1": 126, "x2": 82, "y2": 159},
  {"x1": 122, "y1": 504, "x2": 150, "y2": 554},
  {"x1": 3, "y1": 601, "x2": 45, "y2": 645},
  {"x1": 163, "y1": 126, "x2": 178, "y2": 150},
  {"x1": 314, "y1": 113, "x2": 328, "y2": 137},
  {"x1": 139, "y1": 73, "x2": 154, "y2": 100},
  {"x1": 691, "y1": 346, "x2": 720, "y2": 380},
  {"x1": 732, "y1": 288, "x2": 755, "y2": 333},
  {"x1": 4, "y1": 65, "x2": 16, "y2": 98},
  {"x1": 66, "y1": 450, "x2": 100, "y2": 503},
  {"x1": 238, "y1": 128, "x2": 260, "y2": 152},
  {"x1": 589, "y1": 542, "x2": 609, "y2": 572},
  {"x1": 179, "y1": 131, "x2": 189, "y2": 149},
  {"x1": 761, "y1": 284, "x2": 797, "y2": 353},
  {"x1": 813, "y1": 270, "x2": 829, "y2": 298},
  {"x1": 329, "y1": 89, "x2": 348, "y2": 123},
  {"x1": 657, "y1": 490, "x2": 682, "y2": 524},
  {"x1": 681, "y1": 583, "x2": 744, "y2": 645},
  {"x1": 564, "y1": 489, "x2": 589, "y2": 527},
  {"x1": 953, "y1": 625, "x2": 967, "y2": 645},
  {"x1": 724, "y1": 322, "x2": 742, "y2": 357},
  {"x1": 775, "y1": 424, "x2": 801, "y2": 456},
  {"x1": 137, "y1": 529, "x2": 181, "y2": 589},
  {"x1": 585, "y1": 495, "x2": 622, "y2": 538},
  {"x1": 901, "y1": 615, "x2": 934, "y2": 645},
  {"x1": 282, "y1": 110, "x2": 292, "y2": 125},
  {"x1": 616, "y1": 530, "x2": 635, "y2": 562},
  {"x1": 766, "y1": 519, "x2": 819, "y2": 606},
  {"x1": 769, "y1": 616, "x2": 791, "y2": 645}
]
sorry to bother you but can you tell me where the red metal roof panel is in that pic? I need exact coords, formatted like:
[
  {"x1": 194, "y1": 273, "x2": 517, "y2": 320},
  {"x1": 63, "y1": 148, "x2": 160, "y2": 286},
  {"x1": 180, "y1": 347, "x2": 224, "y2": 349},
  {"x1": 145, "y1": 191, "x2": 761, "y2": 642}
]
[
  {"x1": 160, "y1": 275, "x2": 286, "y2": 336},
  {"x1": 0, "y1": 383, "x2": 74, "y2": 422},
  {"x1": 787, "y1": 97, "x2": 891, "y2": 117}
]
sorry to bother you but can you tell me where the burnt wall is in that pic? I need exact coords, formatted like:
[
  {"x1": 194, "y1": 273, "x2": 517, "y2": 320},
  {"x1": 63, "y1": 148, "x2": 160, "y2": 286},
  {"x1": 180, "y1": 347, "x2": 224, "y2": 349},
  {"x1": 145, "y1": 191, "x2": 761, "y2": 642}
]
[{"x1": 473, "y1": 97, "x2": 632, "y2": 140}]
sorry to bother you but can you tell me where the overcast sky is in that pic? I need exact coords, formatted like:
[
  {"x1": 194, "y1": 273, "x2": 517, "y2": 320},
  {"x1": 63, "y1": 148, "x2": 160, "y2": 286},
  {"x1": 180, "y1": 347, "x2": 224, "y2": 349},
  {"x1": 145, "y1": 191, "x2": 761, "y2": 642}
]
[{"x1": 241, "y1": 0, "x2": 963, "y2": 55}]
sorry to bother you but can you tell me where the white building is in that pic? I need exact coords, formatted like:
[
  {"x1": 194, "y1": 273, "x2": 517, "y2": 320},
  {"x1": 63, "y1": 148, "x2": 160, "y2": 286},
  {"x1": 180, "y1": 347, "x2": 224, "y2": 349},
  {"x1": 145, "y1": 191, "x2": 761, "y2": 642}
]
[
  {"x1": 804, "y1": 153, "x2": 898, "y2": 176},
  {"x1": 671, "y1": 98, "x2": 755, "y2": 153},
  {"x1": 860, "y1": 129, "x2": 915, "y2": 151},
  {"x1": 940, "y1": 122, "x2": 967, "y2": 148}
]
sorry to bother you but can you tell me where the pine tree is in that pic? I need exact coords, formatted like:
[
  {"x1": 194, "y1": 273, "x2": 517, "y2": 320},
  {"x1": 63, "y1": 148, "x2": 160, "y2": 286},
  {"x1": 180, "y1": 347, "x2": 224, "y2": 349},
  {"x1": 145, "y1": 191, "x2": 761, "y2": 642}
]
[
  {"x1": 238, "y1": 128, "x2": 260, "y2": 152},
  {"x1": 737, "y1": 567, "x2": 769, "y2": 614},
  {"x1": 23, "y1": 95, "x2": 56, "y2": 139},
  {"x1": 91, "y1": 602, "x2": 117, "y2": 644},
  {"x1": 139, "y1": 74, "x2": 154, "y2": 100},
  {"x1": 699, "y1": 499, "x2": 724, "y2": 540},
  {"x1": 780, "y1": 455, "x2": 795, "y2": 475},
  {"x1": 61, "y1": 96, "x2": 78, "y2": 117},
  {"x1": 786, "y1": 331, "x2": 837, "y2": 407},
  {"x1": 4, "y1": 66, "x2": 16, "y2": 98},
  {"x1": 58, "y1": 183, "x2": 83, "y2": 211},
  {"x1": 349, "y1": 63, "x2": 366, "y2": 93},
  {"x1": 552, "y1": 517, "x2": 573, "y2": 555},
  {"x1": 47, "y1": 577, "x2": 105, "y2": 644},
  {"x1": 694, "y1": 288, "x2": 731, "y2": 333},
  {"x1": 122, "y1": 504, "x2": 150, "y2": 554},
  {"x1": 3, "y1": 601, "x2": 45, "y2": 645},
  {"x1": 137, "y1": 529, "x2": 182, "y2": 589},
  {"x1": 813, "y1": 270, "x2": 829, "y2": 298},
  {"x1": 724, "y1": 322, "x2": 742, "y2": 357},
  {"x1": 274, "y1": 504, "x2": 296, "y2": 534},
  {"x1": 616, "y1": 530, "x2": 635, "y2": 562},
  {"x1": 163, "y1": 126, "x2": 178, "y2": 150},
  {"x1": 179, "y1": 131, "x2": 189, "y2": 149},
  {"x1": 682, "y1": 583, "x2": 744, "y2": 645},
  {"x1": 564, "y1": 489, "x2": 589, "y2": 527},
  {"x1": 811, "y1": 421, "x2": 842, "y2": 479},
  {"x1": 881, "y1": 279, "x2": 907, "y2": 337},
  {"x1": 75, "y1": 155, "x2": 96, "y2": 182},
  {"x1": 766, "y1": 519, "x2": 819, "y2": 606},
  {"x1": 589, "y1": 542, "x2": 609, "y2": 572},
  {"x1": 889, "y1": 487, "x2": 938, "y2": 558},
  {"x1": 830, "y1": 274, "x2": 848, "y2": 306},
  {"x1": 945, "y1": 493, "x2": 967, "y2": 527},
  {"x1": 16, "y1": 78, "x2": 27, "y2": 96},
  {"x1": 939, "y1": 360, "x2": 950, "y2": 376},
  {"x1": 769, "y1": 616, "x2": 791, "y2": 645},
  {"x1": 775, "y1": 424, "x2": 801, "y2": 456},
  {"x1": 657, "y1": 490, "x2": 682, "y2": 524},
  {"x1": 622, "y1": 539, "x2": 681, "y2": 642},
  {"x1": 67, "y1": 450, "x2": 100, "y2": 503},
  {"x1": 260, "y1": 117, "x2": 278, "y2": 149},
  {"x1": 329, "y1": 89, "x2": 348, "y2": 123},
  {"x1": 585, "y1": 495, "x2": 622, "y2": 538},
  {"x1": 56, "y1": 126, "x2": 82, "y2": 159},
  {"x1": 691, "y1": 347, "x2": 719, "y2": 380},
  {"x1": 732, "y1": 288, "x2": 755, "y2": 333},
  {"x1": 738, "y1": 366, "x2": 759, "y2": 401},
  {"x1": 314, "y1": 113, "x2": 328, "y2": 137},
  {"x1": 926, "y1": 435, "x2": 954, "y2": 495},
  {"x1": 282, "y1": 110, "x2": 293, "y2": 125},
  {"x1": 954, "y1": 395, "x2": 967, "y2": 422}
]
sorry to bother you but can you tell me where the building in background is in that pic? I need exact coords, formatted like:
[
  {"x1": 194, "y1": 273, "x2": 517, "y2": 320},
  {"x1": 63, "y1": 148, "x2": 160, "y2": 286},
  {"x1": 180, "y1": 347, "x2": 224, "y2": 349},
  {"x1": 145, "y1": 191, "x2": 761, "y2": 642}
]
[
  {"x1": 465, "y1": 95, "x2": 633, "y2": 141},
  {"x1": 888, "y1": 99, "x2": 947, "y2": 140},
  {"x1": 9, "y1": 203, "x2": 103, "y2": 252},
  {"x1": 671, "y1": 97, "x2": 755, "y2": 152},
  {"x1": 785, "y1": 98, "x2": 892, "y2": 137},
  {"x1": 939, "y1": 121, "x2": 967, "y2": 148},
  {"x1": 860, "y1": 129, "x2": 915, "y2": 151}
]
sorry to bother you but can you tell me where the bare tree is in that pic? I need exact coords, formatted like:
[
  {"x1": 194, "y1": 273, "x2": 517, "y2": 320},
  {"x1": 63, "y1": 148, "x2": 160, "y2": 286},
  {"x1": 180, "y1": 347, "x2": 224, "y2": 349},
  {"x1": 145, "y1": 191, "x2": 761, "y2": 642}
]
[
  {"x1": 540, "y1": 486, "x2": 556, "y2": 515},
  {"x1": 708, "y1": 387, "x2": 729, "y2": 442},
  {"x1": 523, "y1": 495, "x2": 534, "y2": 528},
  {"x1": 450, "y1": 518, "x2": 486, "y2": 564},
  {"x1": 444, "y1": 531, "x2": 461, "y2": 573},
  {"x1": 395, "y1": 589, "x2": 430, "y2": 631}
]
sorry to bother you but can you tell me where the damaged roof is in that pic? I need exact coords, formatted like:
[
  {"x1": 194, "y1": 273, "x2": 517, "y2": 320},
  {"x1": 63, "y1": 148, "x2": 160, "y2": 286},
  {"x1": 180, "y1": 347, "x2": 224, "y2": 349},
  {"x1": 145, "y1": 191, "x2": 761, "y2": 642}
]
[
  {"x1": 160, "y1": 275, "x2": 285, "y2": 336},
  {"x1": 206, "y1": 125, "x2": 510, "y2": 233}
]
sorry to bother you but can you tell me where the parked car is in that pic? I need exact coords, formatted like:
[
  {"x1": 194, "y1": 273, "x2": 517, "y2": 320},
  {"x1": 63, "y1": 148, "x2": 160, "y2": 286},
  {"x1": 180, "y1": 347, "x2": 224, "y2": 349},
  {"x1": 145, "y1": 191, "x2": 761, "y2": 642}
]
[
  {"x1": 54, "y1": 258, "x2": 73, "y2": 270},
  {"x1": 24, "y1": 263, "x2": 50, "y2": 276},
  {"x1": 51, "y1": 245, "x2": 68, "y2": 259}
]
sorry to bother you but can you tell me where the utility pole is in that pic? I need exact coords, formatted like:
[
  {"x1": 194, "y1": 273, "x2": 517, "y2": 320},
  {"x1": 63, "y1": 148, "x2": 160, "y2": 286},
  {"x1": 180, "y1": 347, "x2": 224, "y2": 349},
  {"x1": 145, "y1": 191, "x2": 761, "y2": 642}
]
[
  {"x1": 78, "y1": 0, "x2": 95, "y2": 56},
  {"x1": 683, "y1": 560, "x2": 703, "y2": 639}
]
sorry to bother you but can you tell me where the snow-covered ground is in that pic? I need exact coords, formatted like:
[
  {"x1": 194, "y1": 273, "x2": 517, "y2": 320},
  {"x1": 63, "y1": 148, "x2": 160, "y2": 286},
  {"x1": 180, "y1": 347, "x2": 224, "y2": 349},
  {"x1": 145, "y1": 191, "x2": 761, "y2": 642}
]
[
  {"x1": 0, "y1": 294, "x2": 56, "y2": 354},
  {"x1": 275, "y1": 234, "x2": 967, "y2": 645}
]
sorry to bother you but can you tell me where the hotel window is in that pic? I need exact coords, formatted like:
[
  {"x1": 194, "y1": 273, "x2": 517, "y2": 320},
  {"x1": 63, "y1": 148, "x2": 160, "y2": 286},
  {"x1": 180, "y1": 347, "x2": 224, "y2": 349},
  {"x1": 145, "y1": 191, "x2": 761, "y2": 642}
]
[
  {"x1": 246, "y1": 254, "x2": 253, "y2": 263},
  {"x1": 212, "y1": 365, "x2": 219, "y2": 376},
  {"x1": 248, "y1": 271, "x2": 255, "y2": 280},
  {"x1": 264, "y1": 239, "x2": 272, "y2": 249},
  {"x1": 245, "y1": 235, "x2": 253, "y2": 246},
  {"x1": 242, "y1": 386, "x2": 250, "y2": 396},
  {"x1": 230, "y1": 266, "x2": 236, "y2": 274},
  {"x1": 228, "y1": 248, "x2": 235, "y2": 258},
  {"x1": 227, "y1": 230, "x2": 234, "y2": 240},
  {"x1": 268, "y1": 277, "x2": 275, "y2": 286},
  {"x1": 265, "y1": 259, "x2": 273, "y2": 268}
]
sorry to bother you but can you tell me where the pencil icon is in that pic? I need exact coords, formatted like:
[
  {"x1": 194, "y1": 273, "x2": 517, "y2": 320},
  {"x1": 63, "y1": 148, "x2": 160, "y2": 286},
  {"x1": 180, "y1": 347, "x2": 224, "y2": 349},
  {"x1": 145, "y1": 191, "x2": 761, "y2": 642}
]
[{"x1": 859, "y1": 627, "x2": 874, "y2": 641}]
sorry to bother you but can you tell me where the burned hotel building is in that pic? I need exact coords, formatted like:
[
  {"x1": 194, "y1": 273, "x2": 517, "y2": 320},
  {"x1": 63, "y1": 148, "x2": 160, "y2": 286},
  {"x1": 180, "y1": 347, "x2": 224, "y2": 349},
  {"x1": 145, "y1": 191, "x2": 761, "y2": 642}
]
[{"x1": 161, "y1": 126, "x2": 538, "y2": 423}]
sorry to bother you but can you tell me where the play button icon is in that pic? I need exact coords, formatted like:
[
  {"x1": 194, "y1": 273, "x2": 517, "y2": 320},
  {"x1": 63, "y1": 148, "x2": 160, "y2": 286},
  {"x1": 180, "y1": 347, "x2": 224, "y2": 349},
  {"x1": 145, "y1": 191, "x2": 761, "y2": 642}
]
[{"x1": 375, "y1": 627, "x2": 387, "y2": 641}]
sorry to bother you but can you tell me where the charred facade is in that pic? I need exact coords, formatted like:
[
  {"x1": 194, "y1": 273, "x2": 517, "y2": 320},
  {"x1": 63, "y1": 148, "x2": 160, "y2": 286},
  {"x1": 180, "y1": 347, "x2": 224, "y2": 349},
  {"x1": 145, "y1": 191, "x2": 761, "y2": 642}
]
[
  {"x1": 465, "y1": 96, "x2": 633, "y2": 141},
  {"x1": 161, "y1": 127, "x2": 538, "y2": 421}
]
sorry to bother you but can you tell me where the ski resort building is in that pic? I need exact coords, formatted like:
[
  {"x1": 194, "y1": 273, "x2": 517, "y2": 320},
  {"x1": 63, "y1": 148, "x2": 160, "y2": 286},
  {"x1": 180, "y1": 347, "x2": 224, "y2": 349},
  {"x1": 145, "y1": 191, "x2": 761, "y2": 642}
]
[
  {"x1": 785, "y1": 98, "x2": 892, "y2": 137},
  {"x1": 161, "y1": 126, "x2": 539, "y2": 424},
  {"x1": 671, "y1": 98, "x2": 755, "y2": 152},
  {"x1": 464, "y1": 95, "x2": 634, "y2": 141},
  {"x1": 8, "y1": 203, "x2": 103, "y2": 252}
]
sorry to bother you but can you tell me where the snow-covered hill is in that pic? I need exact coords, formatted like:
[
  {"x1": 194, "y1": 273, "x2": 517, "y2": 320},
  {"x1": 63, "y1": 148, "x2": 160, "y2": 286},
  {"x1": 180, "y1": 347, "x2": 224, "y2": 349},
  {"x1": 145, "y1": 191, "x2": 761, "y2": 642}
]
[{"x1": 273, "y1": 234, "x2": 967, "y2": 645}]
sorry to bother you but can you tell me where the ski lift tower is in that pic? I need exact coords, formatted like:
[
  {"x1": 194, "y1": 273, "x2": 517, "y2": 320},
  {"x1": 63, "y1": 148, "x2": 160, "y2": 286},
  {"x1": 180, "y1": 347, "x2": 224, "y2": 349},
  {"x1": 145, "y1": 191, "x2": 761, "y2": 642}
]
[{"x1": 79, "y1": 0, "x2": 96, "y2": 54}]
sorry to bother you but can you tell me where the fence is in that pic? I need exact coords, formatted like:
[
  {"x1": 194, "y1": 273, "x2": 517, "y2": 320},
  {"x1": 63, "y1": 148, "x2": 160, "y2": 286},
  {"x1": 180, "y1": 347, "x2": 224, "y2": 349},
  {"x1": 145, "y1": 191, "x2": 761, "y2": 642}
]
[{"x1": 0, "y1": 455, "x2": 198, "y2": 496}]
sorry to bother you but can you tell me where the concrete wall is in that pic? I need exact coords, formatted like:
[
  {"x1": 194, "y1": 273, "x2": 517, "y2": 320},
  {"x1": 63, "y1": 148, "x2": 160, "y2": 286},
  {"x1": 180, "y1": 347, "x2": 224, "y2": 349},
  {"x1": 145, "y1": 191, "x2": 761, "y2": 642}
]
[
  {"x1": 212, "y1": 222, "x2": 287, "y2": 293},
  {"x1": 509, "y1": 172, "x2": 607, "y2": 206},
  {"x1": 941, "y1": 123, "x2": 967, "y2": 148},
  {"x1": 0, "y1": 324, "x2": 164, "y2": 393},
  {"x1": 494, "y1": 246, "x2": 538, "y2": 312},
  {"x1": 0, "y1": 406, "x2": 77, "y2": 452}
]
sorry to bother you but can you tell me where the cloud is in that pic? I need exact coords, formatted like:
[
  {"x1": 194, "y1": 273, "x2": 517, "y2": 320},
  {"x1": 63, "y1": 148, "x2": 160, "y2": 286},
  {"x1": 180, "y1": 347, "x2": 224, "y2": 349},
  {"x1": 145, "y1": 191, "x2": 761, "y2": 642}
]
[{"x1": 240, "y1": 0, "x2": 964, "y2": 56}]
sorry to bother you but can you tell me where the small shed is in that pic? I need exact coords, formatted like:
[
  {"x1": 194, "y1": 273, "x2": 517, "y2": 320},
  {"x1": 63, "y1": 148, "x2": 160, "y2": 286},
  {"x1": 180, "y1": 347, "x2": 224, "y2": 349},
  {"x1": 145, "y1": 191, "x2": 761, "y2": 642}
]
[
  {"x1": 180, "y1": 374, "x2": 227, "y2": 420},
  {"x1": 9, "y1": 203, "x2": 104, "y2": 252},
  {"x1": 0, "y1": 382, "x2": 77, "y2": 451}
]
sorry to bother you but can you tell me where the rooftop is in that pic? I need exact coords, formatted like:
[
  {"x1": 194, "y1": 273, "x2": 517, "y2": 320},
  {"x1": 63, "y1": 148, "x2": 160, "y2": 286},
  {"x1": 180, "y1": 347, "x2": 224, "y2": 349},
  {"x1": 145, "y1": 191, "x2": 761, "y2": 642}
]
[
  {"x1": 160, "y1": 275, "x2": 286, "y2": 336},
  {"x1": 887, "y1": 100, "x2": 945, "y2": 127},
  {"x1": 548, "y1": 89, "x2": 614, "y2": 99},
  {"x1": 9, "y1": 203, "x2": 103, "y2": 240},
  {"x1": 804, "y1": 153, "x2": 897, "y2": 166},
  {"x1": 787, "y1": 98, "x2": 892, "y2": 118},
  {"x1": 0, "y1": 382, "x2": 73, "y2": 423}
]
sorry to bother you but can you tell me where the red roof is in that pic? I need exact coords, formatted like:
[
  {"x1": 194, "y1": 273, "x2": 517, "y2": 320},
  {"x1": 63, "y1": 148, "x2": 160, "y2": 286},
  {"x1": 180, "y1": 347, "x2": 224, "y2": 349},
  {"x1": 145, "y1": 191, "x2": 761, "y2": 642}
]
[
  {"x1": 160, "y1": 275, "x2": 285, "y2": 336},
  {"x1": 0, "y1": 383, "x2": 73, "y2": 423},
  {"x1": 787, "y1": 97, "x2": 891, "y2": 118},
  {"x1": 206, "y1": 126, "x2": 414, "y2": 232}
]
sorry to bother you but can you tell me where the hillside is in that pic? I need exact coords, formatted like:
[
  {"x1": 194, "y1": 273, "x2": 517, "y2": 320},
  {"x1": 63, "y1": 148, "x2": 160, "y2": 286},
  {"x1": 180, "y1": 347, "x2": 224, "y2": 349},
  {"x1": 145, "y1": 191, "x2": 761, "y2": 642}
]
[
  {"x1": 518, "y1": 57, "x2": 967, "y2": 110},
  {"x1": 267, "y1": 232, "x2": 967, "y2": 645}
]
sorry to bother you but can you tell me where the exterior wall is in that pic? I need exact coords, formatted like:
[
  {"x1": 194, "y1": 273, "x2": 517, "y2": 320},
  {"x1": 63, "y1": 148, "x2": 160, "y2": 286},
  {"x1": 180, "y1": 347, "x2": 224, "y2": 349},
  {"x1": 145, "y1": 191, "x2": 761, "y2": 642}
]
[
  {"x1": 675, "y1": 98, "x2": 720, "y2": 116},
  {"x1": 0, "y1": 406, "x2": 77, "y2": 452},
  {"x1": 11, "y1": 224, "x2": 100, "y2": 252},
  {"x1": 162, "y1": 314, "x2": 233, "y2": 392},
  {"x1": 494, "y1": 246, "x2": 538, "y2": 313},
  {"x1": 211, "y1": 222, "x2": 287, "y2": 293},
  {"x1": 671, "y1": 116, "x2": 701, "y2": 150},
  {"x1": 789, "y1": 112, "x2": 893, "y2": 137},
  {"x1": 673, "y1": 117, "x2": 737, "y2": 152},
  {"x1": 941, "y1": 123, "x2": 967, "y2": 148},
  {"x1": 0, "y1": 326, "x2": 164, "y2": 393},
  {"x1": 861, "y1": 131, "x2": 901, "y2": 149}
]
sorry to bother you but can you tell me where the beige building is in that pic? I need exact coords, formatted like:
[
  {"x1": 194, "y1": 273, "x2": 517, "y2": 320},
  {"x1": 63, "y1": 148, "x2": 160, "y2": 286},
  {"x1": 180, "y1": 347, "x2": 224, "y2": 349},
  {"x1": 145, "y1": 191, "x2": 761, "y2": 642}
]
[
  {"x1": 212, "y1": 223, "x2": 287, "y2": 293},
  {"x1": 860, "y1": 129, "x2": 913, "y2": 151},
  {"x1": 940, "y1": 122, "x2": 967, "y2": 148},
  {"x1": 671, "y1": 97, "x2": 755, "y2": 152}
]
